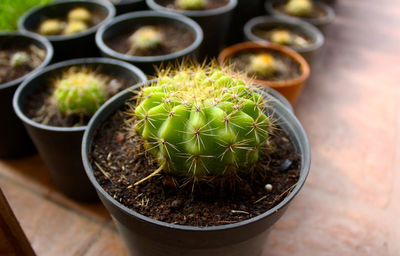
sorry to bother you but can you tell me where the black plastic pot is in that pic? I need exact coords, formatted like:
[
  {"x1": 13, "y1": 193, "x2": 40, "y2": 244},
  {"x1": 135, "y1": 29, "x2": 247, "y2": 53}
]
[
  {"x1": 18, "y1": 0, "x2": 115, "y2": 62},
  {"x1": 265, "y1": 0, "x2": 334, "y2": 30},
  {"x1": 96, "y1": 11, "x2": 203, "y2": 74},
  {"x1": 81, "y1": 81, "x2": 311, "y2": 256},
  {"x1": 227, "y1": 0, "x2": 265, "y2": 44},
  {"x1": 0, "y1": 32, "x2": 53, "y2": 158},
  {"x1": 113, "y1": 0, "x2": 148, "y2": 15},
  {"x1": 146, "y1": 0, "x2": 237, "y2": 58},
  {"x1": 13, "y1": 58, "x2": 147, "y2": 201},
  {"x1": 244, "y1": 16, "x2": 324, "y2": 63}
]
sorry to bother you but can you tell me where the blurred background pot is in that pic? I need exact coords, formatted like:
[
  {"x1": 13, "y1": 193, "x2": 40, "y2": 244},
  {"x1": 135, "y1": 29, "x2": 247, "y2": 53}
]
[
  {"x1": 244, "y1": 16, "x2": 324, "y2": 64},
  {"x1": 96, "y1": 11, "x2": 203, "y2": 75},
  {"x1": 218, "y1": 41, "x2": 310, "y2": 105},
  {"x1": 0, "y1": 31, "x2": 53, "y2": 158},
  {"x1": 146, "y1": 0, "x2": 237, "y2": 58},
  {"x1": 18, "y1": 0, "x2": 115, "y2": 62},
  {"x1": 13, "y1": 58, "x2": 147, "y2": 201}
]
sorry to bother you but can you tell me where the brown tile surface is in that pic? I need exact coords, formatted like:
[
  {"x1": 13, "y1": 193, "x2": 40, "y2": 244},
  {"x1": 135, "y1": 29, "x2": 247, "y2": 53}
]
[{"x1": 1, "y1": 0, "x2": 399, "y2": 255}]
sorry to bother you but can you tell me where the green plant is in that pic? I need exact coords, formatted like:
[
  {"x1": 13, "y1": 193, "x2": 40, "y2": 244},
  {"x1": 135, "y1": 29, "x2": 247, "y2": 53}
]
[
  {"x1": 0, "y1": 0, "x2": 53, "y2": 31},
  {"x1": 67, "y1": 7, "x2": 91, "y2": 23},
  {"x1": 10, "y1": 51, "x2": 29, "y2": 67},
  {"x1": 128, "y1": 26, "x2": 163, "y2": 52},
  {"x1": 52, "y1": 70, "x2": 106, "y2": 115},
  {"x1": 285, "y1": 0, "x2": 313, "y2": 16},
  {"x1": 249, "y1": 53, "x2": 277, "y2": 77},
  {"x1": 270, "y1": 29, "x2": 293, "y2": 45},
  {"x1": 175, "y1": 0, "x2": 207, "y2": 10},
  {"x1": 64, "y1": 20, "x2": 88, "y2": 35},
  {"x1": 38, "y1": 19, "x2": 63, "y2": 35},
  {"x1": 130, "y1": 64, "x2": 270, "y2": 181}
]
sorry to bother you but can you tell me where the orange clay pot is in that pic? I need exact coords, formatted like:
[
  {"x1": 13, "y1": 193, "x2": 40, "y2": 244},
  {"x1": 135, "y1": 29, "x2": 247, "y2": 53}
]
[{"x1": 218, "y1": 41, "x2": 310, "y2": 105}]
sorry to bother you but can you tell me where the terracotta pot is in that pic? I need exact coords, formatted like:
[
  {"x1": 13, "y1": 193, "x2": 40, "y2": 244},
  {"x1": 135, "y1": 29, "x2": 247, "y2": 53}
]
[{"x1": 218, "y1": 41, "x2": 310, "y2": 105}]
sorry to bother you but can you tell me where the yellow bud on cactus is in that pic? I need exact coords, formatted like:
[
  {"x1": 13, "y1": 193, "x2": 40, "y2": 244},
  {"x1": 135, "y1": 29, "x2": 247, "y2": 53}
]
[
  {"x1": 285, "y1": 0, "x2": 313, "y2": 16},
  {"x1": 68, "y1": 7, "x2": 91, "y2": 23},
  {"x1": 52, "y1": 71, "x2": 105, "y2": 115},
  {"x1": 176, "y1": 0, "x2": 207, "y2": 10},
  {"x1": 64, "y1": 21, "x2": 88, "y2": 35},
  {"x1": 39, "y1": 19, "x2": 63, "y2": 35},
  {"x1": 250, "y1": 53, "x2": 277, "y2": 77},
  {"x1": 129, "y1": 26, "x2": 163, "y2": 50},
  {"x1": 10, "y1": 52, "x2": 29, "y2": 67},
  {"x1": 270, "y1": 29, "x2": 293, "y2": 45}
]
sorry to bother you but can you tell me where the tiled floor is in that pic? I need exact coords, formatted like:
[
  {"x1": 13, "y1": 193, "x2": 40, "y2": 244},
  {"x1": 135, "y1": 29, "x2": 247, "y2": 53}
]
[{"x1": 1, "y1": 0, "x2": 400, "y2": 255}]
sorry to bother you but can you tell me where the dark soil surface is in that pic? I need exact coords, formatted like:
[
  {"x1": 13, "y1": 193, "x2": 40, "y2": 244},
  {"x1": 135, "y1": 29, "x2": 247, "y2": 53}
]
[
  {"x1": 0, "y1": 43, "x2": 45, "y2": 84},
  {"x1": 158, "y1": 0, "x2": 228, "y2": 10},
  {"x1": 24, "y1": 67, "x2": 133, "y2": 127},
  {"x1": 229, "y1": 50, "x2": 302, "y2": 81},
  {"x1": 35, "y1": 8, "x2": 106, "y2": 36},
  {"x1": 89, "y1": 105, "x2": 300, "y2": 227},
  {"x1": 251, "y1": 25, "x2": 313, "y2": 48},
  {"x1": 106, "y1": 24, "x2": 195, "y2": 57},
  {"x1": 274, "y1": 2, "x2": 327, "y2": 19}
]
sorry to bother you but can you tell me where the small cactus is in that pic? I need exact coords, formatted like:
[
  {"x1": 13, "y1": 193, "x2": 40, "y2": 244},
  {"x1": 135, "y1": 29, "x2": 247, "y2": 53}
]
[
  {"x1": 175, "y1": 0, "x2": 207, "y2": 10},
  {"x1": 10, "y1": 52, "x2": 29, "y2": 68},
  {"x1": 52, "y1": 70, "x2": 106, "y2": 115},
  {"x1": 64, "y1": 20, "x2": 88, "y2": 35},
  {"x1": 39, "y1": 19, "x2": 63, "y2": 35},
  {"x1": 270, "y1": 29, "x2": 293, "y2": 45},
  {"x1": 128, "y1": 26, "x2": 163, "y2": 51},
  {"x1": 130, "y1": 64, "x2": 270, "y2": 178},
  {"x1": 67, "y1": 7, "x2": 91, "y2": 23},
  {"x1": 285, "y1": 0, "x2": 313, "y2": 16},
  {"x1": 249, "y1": 53, "x2": 277, "y2": 77}
]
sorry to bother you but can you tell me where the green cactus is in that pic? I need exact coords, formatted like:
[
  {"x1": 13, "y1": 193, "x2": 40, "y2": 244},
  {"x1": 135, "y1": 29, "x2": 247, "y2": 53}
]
[
  {"x1": 67, "y1": 7, "x2": 91, "y2": 23},
  {"x1": 10, "y1": 52, "x2": 29, "y2": 68},
  {"x1": 39, "y1": 19, "x2": 63, "y2": 35},
  {"x1": 131, "y1": 65, "x2": 270, "y2": 178},
  {"x1": 249, "y1": 53, "x2": 277, "y2": 77},
  {"x1": 52, "y1": 71, "x2": 105, "y2": 115},
  {"x1": 64, "y1": 20, "x2": 88, "y2": 35},
  {"x1": 175, "y1": 0, "x2": 207, "y2": 10},
  {"x1": 128, "y1": 26, "x2": 163, "y2": 51},
  {"x1": 270, "y1": 29, "x2": 293, "y2": 45},
  {"x1": 285, "y1": 0, "x2": 313, "y2": 17}
]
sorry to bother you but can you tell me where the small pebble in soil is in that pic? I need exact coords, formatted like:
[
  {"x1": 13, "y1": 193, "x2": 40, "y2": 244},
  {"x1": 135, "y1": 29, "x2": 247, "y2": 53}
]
[
  {"x1": 279, "y1": 159, "x2": 293, "y2": 172},
  {"x1": 265, "y1": 184, "x2": 273, "y2": 191}
]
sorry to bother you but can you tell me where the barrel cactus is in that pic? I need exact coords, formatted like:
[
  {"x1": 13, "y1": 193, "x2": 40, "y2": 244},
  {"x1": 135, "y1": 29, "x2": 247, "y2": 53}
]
[
  {"x1": 130, "y1": 65, "x2": 270, "y2": 179},
  {"x1": 270, "y1": 29, "x2": 293, "y2": 45},
  {"x1": 128, "y1": 26, "x2": 163, "y2": 51},
  {"x1": 52, "y1": 70, "x2": 106, "y2": 115},
  {"x1": 39, "y1": 19, "x2": 63, "y2": 35},
  {"x1": 67, "y1": 7, "x2": 91, "y2": 23},
  {"x1": 64, "y1": 21, "x2": 89, "y2": 35},
  {"x1": 249, "y1": 53, "x2": 277, "y2": 77},
  {"x1": 285, "y1": 0, "x2": 313, "y2": 16},
  {"x1": 10, "y1": 52, "x2": 29, "y2": 68},
  {"x1": 176, "y1": 0, "x2": 207, "y2": 10}
]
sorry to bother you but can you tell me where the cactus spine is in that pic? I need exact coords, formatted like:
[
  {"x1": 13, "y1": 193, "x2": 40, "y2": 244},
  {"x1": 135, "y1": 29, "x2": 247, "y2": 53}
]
[
  {"x1": 52, "y1": 70, "x2": 106, "y2": 115},
  {"x1": 131, "y1": 65, "x2": 270, "y2": 178}
]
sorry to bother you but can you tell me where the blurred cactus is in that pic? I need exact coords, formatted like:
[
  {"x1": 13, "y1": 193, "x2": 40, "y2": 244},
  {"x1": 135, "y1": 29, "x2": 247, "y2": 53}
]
[
  {"x1": 67, "y1": 7, "x2": 91, "y2": 23},
  {"x1": 250, "y1": 53, "x2": 277, "y2": 77},
  {"x1": 128, "y1": 26, "x2": 163, "y2": 51},
  {"x1": 130, "y1": 64, "x2": 270, "y2": 178},
  {"x1": 175, "y1": 0, "x2": 207, "y2": 10},
  {"x1": 270, "y1": 29, "x2": 293, "y2": 45},
  {"x1": 10, "y1": 51, "x2": 29, "y2": 67},
  {"x1": 39, "y1": 19, "x2": 63, "y2": 35},
  {"x1": 64, "y1": 20, "x2": 88, "y2": 35},
  {"x1": 285, "y1": 0, "x2": 313, "y2": 16},
  {"x1": 52, "y1": 70, "x2": 106, "y2": 115}
]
